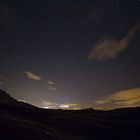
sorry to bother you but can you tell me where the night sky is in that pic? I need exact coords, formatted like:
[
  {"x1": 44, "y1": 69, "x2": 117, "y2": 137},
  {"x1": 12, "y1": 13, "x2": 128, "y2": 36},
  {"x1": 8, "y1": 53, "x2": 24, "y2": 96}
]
[{"x1": 0, "y1": 0, "x2": 140, "y2": 110}]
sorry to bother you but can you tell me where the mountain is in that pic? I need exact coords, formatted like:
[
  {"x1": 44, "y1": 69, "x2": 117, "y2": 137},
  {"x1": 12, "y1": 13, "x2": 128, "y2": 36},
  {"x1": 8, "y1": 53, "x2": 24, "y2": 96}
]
[
  {"x1": 0, "y1": 89, "x2": 16, "y2": 103},
  {"x1": 0, "y1": 89, "x2": 140, "y2": 140}
]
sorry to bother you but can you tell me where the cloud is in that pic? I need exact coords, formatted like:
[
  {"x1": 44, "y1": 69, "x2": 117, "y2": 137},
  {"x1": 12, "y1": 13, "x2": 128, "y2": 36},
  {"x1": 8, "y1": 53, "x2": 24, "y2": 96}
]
[
  {"x1": 46, "y1": 80, "x2": 56, "y2": 91},
  {"x1": 89, "y1": 24, "x2": 140, "y2": 61},
  {"x1": 47, "y1": 80, "x2": 55, "y2": 85},
  {"x1": 24, "y1": 71, "x2": 41, "y2": 81},
  {"x1": 47, "y1": 86, "x2": 56, "y2": 91},
  {"x1": 42, "y1": 101, "x2": 81, "y2": 110},
  {"x1": 94, "y1": 88, "x2": 140, "y2": 110},
  {"x1": 24, "y1": 71, "x2": 56, "y2": 90}
]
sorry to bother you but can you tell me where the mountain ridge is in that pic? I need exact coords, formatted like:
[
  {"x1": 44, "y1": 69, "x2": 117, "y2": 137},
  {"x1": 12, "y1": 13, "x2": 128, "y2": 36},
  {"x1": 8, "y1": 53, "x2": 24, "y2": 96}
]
[{"x1": 0, "y1": 89, "x2": 140, "y2": 140}]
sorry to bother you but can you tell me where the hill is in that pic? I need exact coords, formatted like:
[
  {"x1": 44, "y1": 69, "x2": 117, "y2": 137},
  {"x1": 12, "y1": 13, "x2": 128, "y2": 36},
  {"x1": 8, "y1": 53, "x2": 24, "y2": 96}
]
[{"x1": 0, "y1": 89, "x2": 140, "y2": 140}]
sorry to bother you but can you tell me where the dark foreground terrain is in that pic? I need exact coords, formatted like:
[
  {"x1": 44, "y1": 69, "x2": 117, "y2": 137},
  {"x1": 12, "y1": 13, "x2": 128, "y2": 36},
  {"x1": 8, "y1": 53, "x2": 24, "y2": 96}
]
[{"x1": 0, "y1": 89, "x2": 140, "y2": 140}]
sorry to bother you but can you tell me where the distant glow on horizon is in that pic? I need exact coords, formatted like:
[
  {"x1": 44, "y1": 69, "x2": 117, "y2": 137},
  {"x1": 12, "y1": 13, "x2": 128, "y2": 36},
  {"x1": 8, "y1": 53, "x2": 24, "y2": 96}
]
[
  {"x1": 44, "y1": 106, "x2": 50, "y2": 109},
  {"x1": 42, "y1": 101, "x2": 82, "y2": 110},
  {"x1": 60, "y1": 105, "x2": 69, "y2": 109},
  {"x1": 43, "y1": 105, "x2": 69, "y2": 109},
  {"x1": 18, "y1": 100, "x2": 27, "y2": 103}
]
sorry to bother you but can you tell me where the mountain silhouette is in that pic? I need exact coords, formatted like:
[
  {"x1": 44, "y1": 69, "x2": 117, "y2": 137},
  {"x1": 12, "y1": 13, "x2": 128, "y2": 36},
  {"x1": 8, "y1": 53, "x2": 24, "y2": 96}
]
[
  {"x1": 0, "y1": 89, "x2": 140, "y2": 140},
  {"x1": 0, "y1": 89, "x2": 16, "y2": 103}
]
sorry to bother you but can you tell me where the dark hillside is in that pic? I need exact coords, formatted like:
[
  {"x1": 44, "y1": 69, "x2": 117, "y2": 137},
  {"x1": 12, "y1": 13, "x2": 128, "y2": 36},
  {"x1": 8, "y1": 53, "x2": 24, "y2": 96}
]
[{"x1": 0, "y1": 89, "x2": 140, "y2": 140}]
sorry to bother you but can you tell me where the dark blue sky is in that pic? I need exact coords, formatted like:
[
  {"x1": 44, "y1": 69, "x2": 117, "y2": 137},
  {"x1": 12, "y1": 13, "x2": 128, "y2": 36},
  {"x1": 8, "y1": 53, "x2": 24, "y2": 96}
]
[{"x1": 0, "y1": 0, "x2": 140, "y2": 109}]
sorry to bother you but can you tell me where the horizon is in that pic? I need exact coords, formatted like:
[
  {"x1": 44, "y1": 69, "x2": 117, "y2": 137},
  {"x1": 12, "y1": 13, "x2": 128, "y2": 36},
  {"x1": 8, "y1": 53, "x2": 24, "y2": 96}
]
[{"x1": 1, "y1": 88, "x2": 140, "y2": 111}]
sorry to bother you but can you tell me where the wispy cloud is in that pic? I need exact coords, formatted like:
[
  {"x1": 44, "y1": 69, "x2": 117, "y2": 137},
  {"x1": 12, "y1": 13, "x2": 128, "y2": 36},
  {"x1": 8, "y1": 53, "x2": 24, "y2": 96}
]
[
  {"x1": 89, "y1": 24, "x2": 140, "y2": 61},
  {"x1": 47, "y1": 80, "x2": 55, "y2": 85},
  {"x1": 46, "y1": 80, "x2": 56, "y2": 91},
  {"x1": 24, "y1": 71, "x2": 57, "y2": 91},
  {"x1": 47, "y1": 86, "x2": 56, "y2": 91},
  {"x1": 24, "y1": 71, "x2": 41, "y2": 81},
  {"x1": 42, "y1": 101, "x2": 81, "y2": 110},
  {"x1": 94, "y1": 88, "x2": 140, "y2": 110}
]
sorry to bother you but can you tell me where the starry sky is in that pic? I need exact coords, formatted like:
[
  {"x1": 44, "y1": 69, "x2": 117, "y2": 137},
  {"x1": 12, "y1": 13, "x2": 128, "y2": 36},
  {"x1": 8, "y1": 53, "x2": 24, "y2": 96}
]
[{"x1": 0, "y1": 0, "x2": 140, "y2": 110}]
